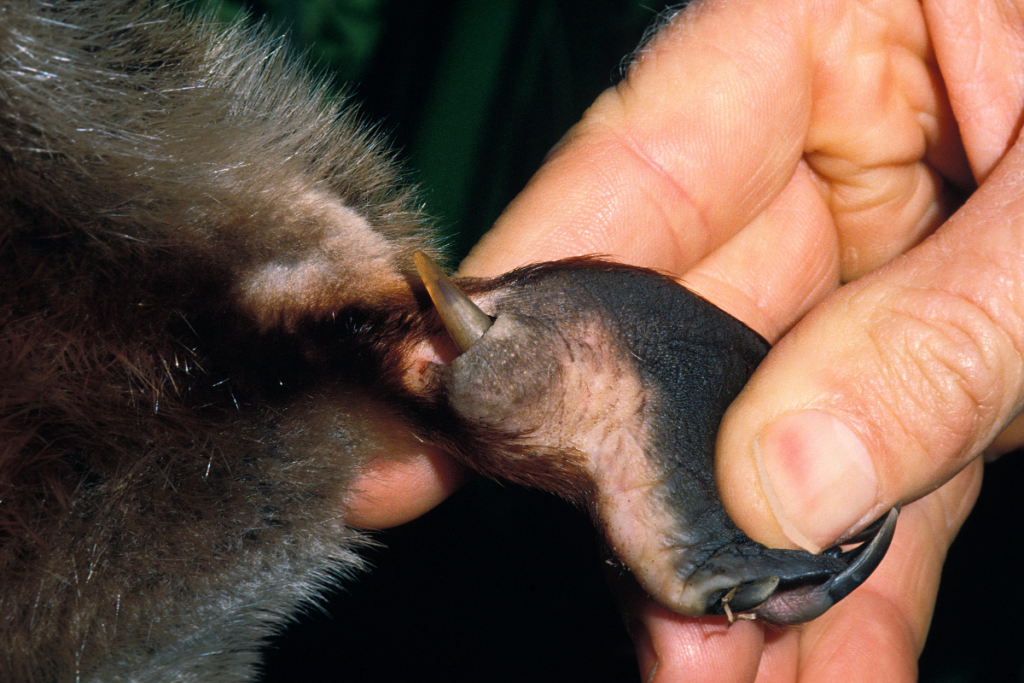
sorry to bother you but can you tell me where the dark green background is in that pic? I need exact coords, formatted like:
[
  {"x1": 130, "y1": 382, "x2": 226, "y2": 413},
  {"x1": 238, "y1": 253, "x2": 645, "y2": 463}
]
[
  {"x1": 192, "y1": 1, "x2": 1024, "y2": 681},
  {"x1": 199, "y1": 0, "x2": 653, "y2": 260}
]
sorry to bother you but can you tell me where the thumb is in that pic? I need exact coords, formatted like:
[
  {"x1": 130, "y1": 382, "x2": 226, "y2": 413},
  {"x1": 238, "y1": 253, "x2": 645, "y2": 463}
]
[{"x1": 718, "y1": 137, "x2": 1024, "y2": 552}]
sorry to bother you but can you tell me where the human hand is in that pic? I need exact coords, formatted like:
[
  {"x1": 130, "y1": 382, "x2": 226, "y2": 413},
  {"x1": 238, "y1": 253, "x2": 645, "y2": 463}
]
[{"x1": 461, "y1": 0, "x2": 1024, "y2": 680}]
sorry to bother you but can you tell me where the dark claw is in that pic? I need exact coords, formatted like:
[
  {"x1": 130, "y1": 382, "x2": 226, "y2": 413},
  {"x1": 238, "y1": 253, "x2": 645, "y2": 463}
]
[
  {"x1": 819, "y1": 506, "x2": 900, "y2": 606},
  {"x1": 727, "y1": 507, "x2": 900, "y2": 624},
  {"x1": 725, "y1": 576, "x2": 779, "y2": 614}
]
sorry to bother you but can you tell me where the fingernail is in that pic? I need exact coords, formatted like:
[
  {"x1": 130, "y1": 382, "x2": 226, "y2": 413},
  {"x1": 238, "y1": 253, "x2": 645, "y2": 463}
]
[{"x1": 754, "y1": 410, "x2": 878, "y2": 552}]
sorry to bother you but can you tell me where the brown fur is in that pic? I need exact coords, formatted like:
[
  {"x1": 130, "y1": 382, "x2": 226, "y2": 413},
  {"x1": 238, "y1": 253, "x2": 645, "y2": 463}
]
[
  {"x1": 0, "y1": 0, "x2": 621, "y2": 677},
  {"x1": 0, "y1": 1, "x2": 446, "y2": 679},
  {"x1": 0, "y1": 0, "x2": 606, "y2": 677}
]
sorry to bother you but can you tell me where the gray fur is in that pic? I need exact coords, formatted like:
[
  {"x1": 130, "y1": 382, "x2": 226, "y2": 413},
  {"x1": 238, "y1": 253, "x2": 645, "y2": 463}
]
[{"x1": 1, "y1": 1, "x2": 432, "y2": 679}]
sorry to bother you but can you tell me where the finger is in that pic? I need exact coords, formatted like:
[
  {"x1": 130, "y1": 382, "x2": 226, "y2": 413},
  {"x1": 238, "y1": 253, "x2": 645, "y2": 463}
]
[
  {"x1": 622, "y1": 459, "x2": 979, "y2": 683},
  {"x1": 607, "y1": 554, "x2": 765, "y2": 682},
  {"x1": 619, "y1": 598, "x2": 765, "y2": 683},
  {"x1": 680, "y1": 161, "x2": 840, "y2": 341},
  {"x1": 345, "y1": 445, "x2": 469, "y2": 529},
  {"x1": 925, "y1": 0, "x2": 1024, "y2": 181},
  {"x1": 717, "y1": 135, "x2": 1024, "y2": 554},
  {"x1": 788, "y1": 462, "x2": 980, "y2": 682},
  {"x1": 747, "y1": 465, "x2": 978, "y2": 683},
  {"x1": 645, "y1": 614, "x2": 763, "y2": 683},
  {"x1": 801, "y1": 0, "x2": 970, "y2": 280}
]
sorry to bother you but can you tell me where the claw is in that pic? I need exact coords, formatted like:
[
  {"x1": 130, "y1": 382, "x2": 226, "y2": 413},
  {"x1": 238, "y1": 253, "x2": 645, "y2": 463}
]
[
  {"x1": 817, "y1": 505, "x2": 900, "y2": 606},
  {"x1": 742, "y1": 507, "x2": 900, "y2": 624},
  {"x1": 723, "y1": 576, "x2": 779, "y2": 618},
  {"x1": 667, "y1": 508, "x2": 898, "y2": 624},
  {"x1": 414, "y1": 251, "x2": 493, "y2": 352},
  {"x1": 830, "y1": 502, "x2": 900, "y2": 547}
]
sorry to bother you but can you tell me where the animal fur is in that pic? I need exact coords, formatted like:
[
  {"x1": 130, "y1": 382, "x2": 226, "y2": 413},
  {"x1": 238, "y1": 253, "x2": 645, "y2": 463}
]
[{"x1": 0, "y1": 1, "x2": 444, "y2": 679}]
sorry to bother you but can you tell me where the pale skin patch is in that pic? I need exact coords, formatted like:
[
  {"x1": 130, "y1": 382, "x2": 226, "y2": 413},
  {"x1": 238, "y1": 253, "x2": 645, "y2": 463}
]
[
  {"x1": 481, "y1": 317, "x2": 716, "y2": 618},
  {"x1": 592, "y1": 429, "x2": 725, "y2": 618},
  {"x1": 236, "y1": 184, "x2": 408, "y2": 328}
]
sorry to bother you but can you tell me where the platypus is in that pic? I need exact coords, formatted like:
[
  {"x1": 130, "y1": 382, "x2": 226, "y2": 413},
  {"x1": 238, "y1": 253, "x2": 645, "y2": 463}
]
[{"x1": 0, "y1": 1, "x2": 897, "y2": 680}]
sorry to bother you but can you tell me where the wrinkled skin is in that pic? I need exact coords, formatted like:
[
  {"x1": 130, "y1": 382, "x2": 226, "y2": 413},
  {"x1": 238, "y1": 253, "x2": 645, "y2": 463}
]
[{"x1": 418, "y1": 257, "x2": 897, "y2": 623}]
